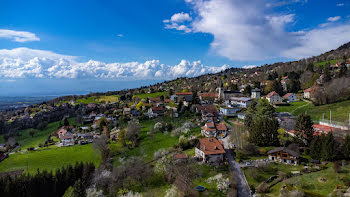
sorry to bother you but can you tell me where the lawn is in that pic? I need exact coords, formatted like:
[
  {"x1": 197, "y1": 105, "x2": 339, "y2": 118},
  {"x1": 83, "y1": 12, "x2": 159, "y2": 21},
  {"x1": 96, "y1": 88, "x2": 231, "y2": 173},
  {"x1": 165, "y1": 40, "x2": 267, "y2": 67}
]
[
  {"x1": 267, "y1": 163, "x2": 350, "y2": 196},
  {"x1": 1, "y1": 118, "x2": 76, "y2": 150},
  {"x1": 314, "y1": 59, "x2": 340, "y2": 67},
  {"x1": 275, "y1": 100, "x2": 350, "y2": 123},
  {"x1": 0, "y1": 144, "x2": 101, "y2": 174},
  {"x1": 133, "y1": 91, "x2": 168, "y2": 99},
  {"x1": 113, "y1": 119, "x2": 179, "y2": 164}
]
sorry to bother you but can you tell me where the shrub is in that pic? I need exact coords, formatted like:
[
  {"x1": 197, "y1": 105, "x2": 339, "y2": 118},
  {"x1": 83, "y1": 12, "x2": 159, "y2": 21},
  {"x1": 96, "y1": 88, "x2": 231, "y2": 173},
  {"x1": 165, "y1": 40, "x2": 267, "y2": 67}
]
[{"x1": 27, "y1": 147, "x2": 35, "y2": 151}]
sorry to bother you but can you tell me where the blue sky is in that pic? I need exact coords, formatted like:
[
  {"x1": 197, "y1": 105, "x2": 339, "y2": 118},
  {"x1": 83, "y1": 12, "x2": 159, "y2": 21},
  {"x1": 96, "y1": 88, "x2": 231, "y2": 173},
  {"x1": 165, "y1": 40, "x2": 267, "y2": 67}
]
[{"x1": 0, "y1": 0, "x2": 349, "y2": 93}]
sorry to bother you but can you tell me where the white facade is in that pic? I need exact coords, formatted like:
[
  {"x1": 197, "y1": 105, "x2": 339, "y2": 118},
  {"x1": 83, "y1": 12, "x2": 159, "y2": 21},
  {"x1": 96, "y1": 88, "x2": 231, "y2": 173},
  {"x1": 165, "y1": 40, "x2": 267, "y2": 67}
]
[
  {"x1": 267, "y1": 95, "x2": 281, "y2": 103},
  {"x1": 284, "y1": 94, "x2": 297, "y2": 102},
  {"x1": 220, "y1": 107, "x2": 240, "y2": 117}
]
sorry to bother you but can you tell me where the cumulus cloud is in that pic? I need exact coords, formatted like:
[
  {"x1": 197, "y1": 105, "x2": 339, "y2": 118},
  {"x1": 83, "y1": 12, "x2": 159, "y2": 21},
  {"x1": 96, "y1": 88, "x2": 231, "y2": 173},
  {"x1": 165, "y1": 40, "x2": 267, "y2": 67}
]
[
  {"x1": 0, "y1": 29, "x2": 40, "y2": 42},
  {"x1": 336, "y1": 3, "x2": 344, "y2": 6},
  {"x1": 327, "y1": 16, "x2": 341, "y2": 22},
  {"x1": 164, "y1": 0, "x2": 350, "y2": 60},
  {"x1": 0, "y1": 48, "x2": 228, "y2": 79},
  {"x1": 163, "y1": 12, "x2": 193, "y2": 33}
]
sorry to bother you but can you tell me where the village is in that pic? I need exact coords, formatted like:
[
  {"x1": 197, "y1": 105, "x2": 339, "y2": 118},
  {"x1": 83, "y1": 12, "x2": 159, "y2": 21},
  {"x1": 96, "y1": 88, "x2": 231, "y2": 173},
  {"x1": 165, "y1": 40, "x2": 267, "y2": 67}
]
[{"x1": 0, "y1": 56, "x2": 350, "y2": 197}]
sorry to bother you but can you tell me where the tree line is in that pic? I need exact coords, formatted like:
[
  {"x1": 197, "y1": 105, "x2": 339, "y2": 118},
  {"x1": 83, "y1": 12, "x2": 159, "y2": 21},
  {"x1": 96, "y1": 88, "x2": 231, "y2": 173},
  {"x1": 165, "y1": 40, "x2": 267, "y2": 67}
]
[{"x1": 0, "y1": 162, "x2": 95, "y2": 197}]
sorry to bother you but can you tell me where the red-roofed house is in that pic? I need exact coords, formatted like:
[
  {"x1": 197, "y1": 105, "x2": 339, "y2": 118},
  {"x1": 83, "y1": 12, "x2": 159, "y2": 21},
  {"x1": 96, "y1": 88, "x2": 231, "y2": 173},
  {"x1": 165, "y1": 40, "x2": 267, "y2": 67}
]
[
  {"x1": 266, "y1": 91, "x2": 281, "y2": 103},
  {"x1": 195, "y1": 138, "x2": 226, "y2": 163},
  {"x1": 283, "y1": 93, "x2": 297, "y2": 102},
  {"x1": 303, "y1": 88, "x2": 313, "y2": 99},
  {"x1": 196, "y1": 105, "x2": 218, "y2": 121},
  {"x1": 147, "y1": 106, "x2": 164, "y2": 118},
  {"x1": 201, "y1": 122, "x2": 228, "y2": 138}
]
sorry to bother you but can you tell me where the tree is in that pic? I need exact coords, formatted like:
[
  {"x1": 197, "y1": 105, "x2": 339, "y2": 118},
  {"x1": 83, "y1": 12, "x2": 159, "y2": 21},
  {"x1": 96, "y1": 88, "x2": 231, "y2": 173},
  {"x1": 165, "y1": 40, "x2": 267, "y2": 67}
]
[
  {"x1": 321, "y1": 133, "x2": 336, "y2": 161},
  {"x1": 287, "y1": 79, "x2": 301, "y2": 93},
  {"x1": 243, "y1": 85, "x2": 252, "y2": 96},
  {"x1": 272, "y1": 80, "x2": 283, "y2": 96},
  {"x1": 310, "y1": 135, "x2": 322, "y2": 160},
  {"x1": 92, "y1": 135, "x2": 110, "y2": 164},
  {"x1": 71, "y1": 179, "x2": 86, "y2": 197},
  {"x1": 125, "y1": 119, "x2": 140, "y2": 147},
  {"x1": 295, "y1": 114, "x2": 314, "y2": 145},
  {"x1": 63, "y1": 117, "x2": 70, "y2": 126},
  {"x1": 136, "y1": 101, "x2": 143, "y2": 111},
  {"x1": 306, "y1": 63, "x2": 314, "y2": 72},
  {"x1": 333, "y1": 161, "x2": 341, "y2": 173},
  {"x1": 343, "y1": 135, "x2": 350, "y2": 160},
  {"x1": 29, "y1": 129, "x2": 35, "y2": 138},
  {"x1": 244, "y1": 100, "x2": 257, "y2": 128},
  {"x1": 245, "y1": 99, "x2": 279, "y2": 146},
  {"x1": 249, "y1": 116, "x2": 279, "y2": 146},
  {"x1": 36, "y1": 121, "x2": 48, "y2": 130},
  {"x1": 339, "y1": 63, "x2": 348, "y2": 77}
]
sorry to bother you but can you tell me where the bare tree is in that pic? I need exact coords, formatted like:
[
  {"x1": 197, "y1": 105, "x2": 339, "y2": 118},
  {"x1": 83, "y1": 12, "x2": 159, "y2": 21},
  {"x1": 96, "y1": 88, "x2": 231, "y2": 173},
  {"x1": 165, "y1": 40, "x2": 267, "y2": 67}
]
[
  {"x1": 125, "y1": 119, "x2": 141, "y2": 147},
  {"x1": 92, "y1": 135, "x2": 110, "y2": 165}
]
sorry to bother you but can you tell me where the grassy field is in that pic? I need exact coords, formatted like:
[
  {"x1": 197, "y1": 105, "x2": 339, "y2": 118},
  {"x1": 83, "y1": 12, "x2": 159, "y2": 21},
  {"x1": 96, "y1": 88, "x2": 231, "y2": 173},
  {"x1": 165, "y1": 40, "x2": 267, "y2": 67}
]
[
  {"x1": 0, "y1": 144, "x2": 101, "y2": 174},
  {"x1": 315, "y1": 59, "x2": 340, "y2": 67},
  {"x1": 275, "y1": 100, "x2": 350, "y2": 123},
  {"x1": 133, "y1": 92, "x2": 168, "y2": 99},
  {"x1": 0, "y1": 118, "x2": 76, "y2": 149},
  {"x1": 113, "y1": 119, "x2": 178, "y2": 165},
  {"x1": 76, "y1": 95, "x2": 119, "y2": 104}
]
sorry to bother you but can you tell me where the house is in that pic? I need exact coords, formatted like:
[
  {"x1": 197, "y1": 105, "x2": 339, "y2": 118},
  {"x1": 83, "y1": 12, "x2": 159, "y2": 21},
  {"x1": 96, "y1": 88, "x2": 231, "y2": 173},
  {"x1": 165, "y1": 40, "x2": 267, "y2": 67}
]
[
  {"x1": 170, "y1": 92, "x2": 193, "y2": 103},
  {"x1": 201, "y1": 122, "x2": 217, "y2": 137},
  {"x1": 195, "y1": 138, "x2": 226, "y2": 163},
  {"x1": 61, "y1": 135, "x2": 75, "y2": 146},
  {"x1": 251, "y1": 88, "x2": 261, "y2": 99},
  {"x1": 267, "y1": 147, "x2": 300, "y2": 165},
  {"x1": 281, "y1": 76, "x2": 289, "y2": 91},
  {"x1": 237, "y1": 112, "x2": 245, "y2": 120},
  {"x1": 198, "y1": 92, "x2": 218, "y2": 103},
  {"x1": 303, "y1": 88, "x2": 313, "y2": 99},
  {"x1": 173, "y1": 154, "x2": 188, "y2": 163},
  {"x1": 229, "y1": 97, "x2": 253, "y2": 108},
  {"x1": 266, "y1": 91, "x2": 281, "y2": 103},
  {"x1": 217, "y1": 88, "x2": 242, "y2": 101},
  {"x1": 147, "y1": 106, "x2": 164, "y2": 117},
  {"x1": 346, "y1": 59, "x2": 350, "y2": 68},
  {"x1": 196, "y1": 105, "x2": 218, "y2": 121},
  {"x1": 283, "y1": 93, "x2": 297, "y2": 102},
  {"x1": 220, "y1": 107, "x2": 240, "y2": 117},
  {"x1": 57, "y1": 126, "x2": 74, "y2": 138},
  {"x1": 201, "y1": 122, "x2": 228, "y2": 138},
  {"x1": 131, "y1": 109, "x2": 141, "y2": 117},
  {"x1": 123, "y1": 108, "x2": 131, "y2": 115}
]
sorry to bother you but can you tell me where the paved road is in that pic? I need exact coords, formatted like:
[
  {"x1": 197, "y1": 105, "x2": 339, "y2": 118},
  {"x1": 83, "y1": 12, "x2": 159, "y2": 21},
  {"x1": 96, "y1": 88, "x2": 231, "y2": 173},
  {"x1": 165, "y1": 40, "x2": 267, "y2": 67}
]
[{"x1": 222, "y1": 137, "x2": 251, "y2": 197}]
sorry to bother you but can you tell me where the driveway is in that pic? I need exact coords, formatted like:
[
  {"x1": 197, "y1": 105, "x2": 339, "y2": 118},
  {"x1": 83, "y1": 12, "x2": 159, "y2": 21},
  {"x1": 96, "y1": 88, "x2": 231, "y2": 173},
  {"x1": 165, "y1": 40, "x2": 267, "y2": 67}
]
[{"x1": 222, "y1": 137, "x2": 251, "y2": 197}]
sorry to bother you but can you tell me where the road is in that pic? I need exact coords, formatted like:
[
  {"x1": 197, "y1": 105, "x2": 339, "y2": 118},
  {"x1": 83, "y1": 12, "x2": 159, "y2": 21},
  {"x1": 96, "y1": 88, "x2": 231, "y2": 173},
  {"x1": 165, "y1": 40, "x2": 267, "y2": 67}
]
[{"x1": 222, "y1": 137, "x2": 251, "y2": 197}]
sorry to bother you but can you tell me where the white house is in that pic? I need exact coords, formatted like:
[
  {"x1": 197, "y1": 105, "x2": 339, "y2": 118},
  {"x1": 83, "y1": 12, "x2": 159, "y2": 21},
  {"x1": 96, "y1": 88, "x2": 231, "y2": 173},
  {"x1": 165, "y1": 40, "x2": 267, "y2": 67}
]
[
  {"x1": 251, "y1": 88, "x2": 261, "y2": 99},
  {"x1": 195, "y1": 138, "x2": 226, "y2": 163},
  {"x1": 283, "y1": 93, "x2": 297, "y2": 102},
  {"x1": 303, "y1": 88, "x2": 312, "y2": 99},
  {"x1": 220, "y1": 107, "x2": 240, "y2": 117},
  {"x1": 229, "y1": 97, "x2": 253, "y2": 108},
  {"x1": 266, "y1": 91, "x2": 281, "y2": 103},
  {"x1": 61, "y1": 135, "x2": 74, "y2": 146}
]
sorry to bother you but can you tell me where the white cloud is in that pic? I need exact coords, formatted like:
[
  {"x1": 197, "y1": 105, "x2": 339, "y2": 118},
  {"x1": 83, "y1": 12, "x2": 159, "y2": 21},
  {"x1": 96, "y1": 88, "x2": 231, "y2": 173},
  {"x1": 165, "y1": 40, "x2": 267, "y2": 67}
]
[
  {"x1": 164, "y1": 0, "x2": 350, "y2": 60},
  {"x1": 163, "y1": 12, "x2": 192, "y2": 33},
  {"x1": 0, "y1": 48, "x2": 228, "y2": 79},
  {"x1": 243, "y1": 65, "x2": 257, "y2": 69},
  {"x1": 170, "y1": 12, "x2": 192, "y2": 23},
  {"x1": 327, "y1": 16, "x2": 341, "y2": 22},
  {"x1": 336, "y1": 3, "x2": 344, "y2": 6},
  {"x1": 117, "y1": 34, "x2": 124, "y2": 37},
  {"x1": 0, "y1": 29, "x2": 40, "y2": 42}
]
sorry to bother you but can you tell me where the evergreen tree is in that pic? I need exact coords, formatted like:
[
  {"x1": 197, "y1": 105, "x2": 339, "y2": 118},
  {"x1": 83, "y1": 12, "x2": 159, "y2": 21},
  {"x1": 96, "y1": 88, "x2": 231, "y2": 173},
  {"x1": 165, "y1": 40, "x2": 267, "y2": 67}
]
[
  {"x1": 272, "y1": 80, "x2": 283, "y2": 96},
  {"x1": 72, "y1": 179, "x2": 86, "y2": 197},
  {"x1": 295, "y1": 114, "x2": 314, "y2": 145},
  {"x1": 243, "y1": 85, "x2": 252, "y2": 96},
  {"x1": 244, "y1": 100, "x2": 257, "y2": 128},
  {"x1": 343, "y1": 135, "x2": 350, "y2": 160},
  {"x1": 63, "y1": 117, "x2": 70, "y2": 126},
  {"x1": 309, "y1": 135, "x2": 322, "y2": 160},
  {"x1": 321, "y1": 133, "x2": 336, "y2": 161}
]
